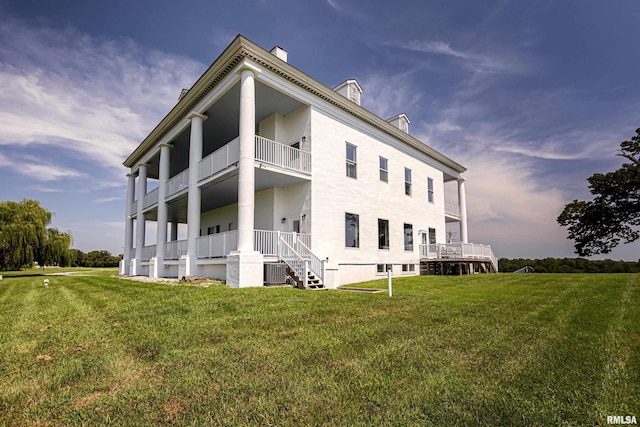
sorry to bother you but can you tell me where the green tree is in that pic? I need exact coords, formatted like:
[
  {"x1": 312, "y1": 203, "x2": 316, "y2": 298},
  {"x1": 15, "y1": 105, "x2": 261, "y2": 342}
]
[
  {"x1": 558, "y1": 128, "x2": 640, "y2": 256},
  {"x1": 0, "y1": 199, "x2": 73, "y2": 270}
]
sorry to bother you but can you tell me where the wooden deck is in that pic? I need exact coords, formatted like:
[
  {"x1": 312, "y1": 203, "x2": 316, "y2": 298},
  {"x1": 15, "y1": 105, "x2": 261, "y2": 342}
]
[{"x1": 419, "y1": 243, "x2": 498, "y2": 275}]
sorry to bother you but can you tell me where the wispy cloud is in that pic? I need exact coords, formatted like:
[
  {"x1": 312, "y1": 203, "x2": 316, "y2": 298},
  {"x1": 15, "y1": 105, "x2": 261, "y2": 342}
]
[
  {"x1": 0, "y1": 152, "x2": 83, "y2": 181},
  {"x1": 394, "y1": 39, "x2": 527, "y2": 74},
  {"x1": 94, "y1": 196, "x2": 122, "y2": 203},
  {"x1": 0, "y1": 17, "x2": 204, "y2": 181}
]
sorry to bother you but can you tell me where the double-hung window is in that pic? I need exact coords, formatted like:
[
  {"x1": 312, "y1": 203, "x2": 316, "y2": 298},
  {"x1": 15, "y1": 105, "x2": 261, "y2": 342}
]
[
  {"x1": 379, "y1": 156, "x2": 388, "y2": 182},
  {"x1": 429, "y1": 227, "x2": 436, "y2": 244},
  {"x1": 378, "y1": 219, "x2": 389, "y2": 249},
  {"x1": 345, "y1": 213, "x2": 359, "y2": 248},
  {"x1": 404, "y1": 168, "x2": 412, "y2": 196},
  {"x1": 427, "y1": 177, "x2": 434, "y2": 203},
  {"x1": 346, "y1": 143, "x2": 357, "y2": 178},
  {"x1": 404, "y1": 223, "x2": 414, "y2": 251}
]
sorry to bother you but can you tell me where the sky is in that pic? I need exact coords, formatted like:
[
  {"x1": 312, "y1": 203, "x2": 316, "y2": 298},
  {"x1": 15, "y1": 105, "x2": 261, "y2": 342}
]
[{"x1": 0, "y1": 0, "x2": 638, "y2": 261}]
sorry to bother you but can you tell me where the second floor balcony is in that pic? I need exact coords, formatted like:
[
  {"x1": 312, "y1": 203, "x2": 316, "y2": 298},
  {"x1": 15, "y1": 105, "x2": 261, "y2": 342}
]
[{"x1": 131, "y1": 135, "x2": 310, "y2": 213}]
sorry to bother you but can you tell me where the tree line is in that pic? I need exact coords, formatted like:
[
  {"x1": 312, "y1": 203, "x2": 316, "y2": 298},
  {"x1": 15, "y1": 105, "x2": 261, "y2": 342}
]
[
  {"x1": 1, "y1": 199, "x2": 121, "y2": 270},
  {"x1": 499, "y1": 257, "x2": 640, "y2": 273}
]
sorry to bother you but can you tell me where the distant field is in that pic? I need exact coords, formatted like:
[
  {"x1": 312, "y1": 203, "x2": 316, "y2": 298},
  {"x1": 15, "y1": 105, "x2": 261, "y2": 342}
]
[{"x1": 0, "y1": 271, "x2": 638, "y2": 426}]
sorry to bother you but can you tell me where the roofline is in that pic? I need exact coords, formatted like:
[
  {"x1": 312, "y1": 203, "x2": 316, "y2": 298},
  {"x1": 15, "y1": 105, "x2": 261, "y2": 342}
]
[{"x1": 123, "y1": 35, "x2": 466, "y2": 174}]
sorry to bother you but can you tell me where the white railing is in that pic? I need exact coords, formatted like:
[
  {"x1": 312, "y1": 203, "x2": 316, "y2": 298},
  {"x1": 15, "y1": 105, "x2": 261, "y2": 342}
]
[
  {"x1": 279, "y1": 238, "x2": 307, "y2": 286},
  {"x1": 143, "y1": 188, "x2": 159, "y2": 209},
  {"x1": 140, "y1": 244, "x2": 157, "y2": 261},
  {"x1": 255, "y1": 136, "x2": 311, "y2": 175},
  {"x1": 445, "y1": 200, "x2": 460, "y2": 218},
  {"x1": 419, "y1": 243, "x2": 498, "y2": 271},
  {"x1": 296, "y1": 239, "x2": 325, "y2": 282},
  {"x1": 197, "y1": 230, "x2": 238, "y2": 258},
  {"x1": 166, "y1": 169, "x2": 189, "y2": 197},
  {"x1": 198, "y1": 137, "x2": 240, "y2": 181},
  {"x1": 164, "y1": 240, "x2": 187, "y2": 260},
  {"x1": 194, "y1": 229, "x2": 312, "y2": 259}
]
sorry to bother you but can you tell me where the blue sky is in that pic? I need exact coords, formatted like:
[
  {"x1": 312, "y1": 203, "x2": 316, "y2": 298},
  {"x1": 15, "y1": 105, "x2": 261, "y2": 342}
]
[{"x1": 0, "y1": 0, "x2": 638, "y2": 260}]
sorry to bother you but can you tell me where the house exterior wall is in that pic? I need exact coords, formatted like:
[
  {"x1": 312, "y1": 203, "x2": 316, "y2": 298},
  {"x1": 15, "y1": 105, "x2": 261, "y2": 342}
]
[{"x1": 309, "y1": 107, "x2": 446, "y2": 287}]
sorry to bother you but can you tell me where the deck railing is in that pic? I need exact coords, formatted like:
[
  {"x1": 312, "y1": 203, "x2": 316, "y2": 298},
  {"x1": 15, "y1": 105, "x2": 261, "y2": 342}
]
[
  {"x1": 198, "y1": 137, "x2": 240, "y2": 181},
  {"x1": 419, "y1": 242, "x2": 498, "y2": 271},
  {"x1": 195, "y1": 229, "x2": 311, "y2": 259},
  {"x1": 164, "y1": 240, "x2": 187, "y2": 260},
  {"x1": 140, "y1": 244, "x2": 157, "y2": 261},
  {"x1": 197, "y1": 230, "x2": 238, "y2": 258},
  {"x1": 255, "y1": 136, "x2": 311, "y2": 174}
]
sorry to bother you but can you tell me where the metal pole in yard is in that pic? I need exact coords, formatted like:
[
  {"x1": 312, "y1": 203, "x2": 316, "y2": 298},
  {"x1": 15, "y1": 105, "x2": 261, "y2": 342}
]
[{"x1": 387, "y1": 268, "x2": 392, "y2": 297}]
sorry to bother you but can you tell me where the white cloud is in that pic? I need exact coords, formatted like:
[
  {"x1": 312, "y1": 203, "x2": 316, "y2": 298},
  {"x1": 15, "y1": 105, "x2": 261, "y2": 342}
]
[
  {"x1": 0, "y1": 17, "x2": 205, "y2": 180},
  {"x1": 359, "y1": 69, "x2": 424, "y2": 120},
  {"x1": 395, "y1": 39, "x2": 527, "y2": 75},
  {"x1": 0, "y1": 152, "x2": 83, "y2": 181}
]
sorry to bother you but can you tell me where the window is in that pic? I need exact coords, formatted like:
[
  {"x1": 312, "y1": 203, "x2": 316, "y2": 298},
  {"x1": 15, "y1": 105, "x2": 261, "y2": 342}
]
[
  {"x1": 427, "y1": 177, "x2": 434, "y2": 203},
  {"x1": 346, "y1": 143, "x2": 357, "y2": 178},
  {"x1": 378, "y1": 219, "x2": 389, "y2": 249},
  {"x1": 402, "y1": 264, "x2": 415, "y2": 273},
  {"x1": 404, "y1": 168, "x2": 412, "y2": 196},
  {"x1": 379, "y1": 156, "x2": 388, "y2": 182},
  {"x1": 207, "y1": 225, "x2": 220, "y2": 235},
  {"x1": 404, "y1": 223, "x2": 414, "y2": 251},
  {"x1": 377, "y1": 264, "x2": 393, "y2": 273},
  {"x1": 345, "y1": 213, "x2": 359, "y2": 248},
  {"x1": 429, "y1": 228, "x2": 436, "y2": 245}
]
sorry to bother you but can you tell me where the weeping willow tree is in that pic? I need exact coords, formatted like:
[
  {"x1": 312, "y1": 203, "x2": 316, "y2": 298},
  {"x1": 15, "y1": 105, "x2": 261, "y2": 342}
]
[{"x1": 0, "y1": 199, "x2": 73, "y2": 270}]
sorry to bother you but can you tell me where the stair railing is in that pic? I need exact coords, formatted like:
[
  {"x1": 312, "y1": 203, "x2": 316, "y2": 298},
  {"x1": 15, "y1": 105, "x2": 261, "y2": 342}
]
[
  {"x1": 278, "y1": 238, "x2": 307, "y2": 286},
  {"x1": 296, "y1": 239, "x2": 325, "y2": 283}
]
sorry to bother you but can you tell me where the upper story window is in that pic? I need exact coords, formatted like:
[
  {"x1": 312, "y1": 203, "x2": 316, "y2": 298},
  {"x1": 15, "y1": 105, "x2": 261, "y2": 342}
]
[
  {"x1": 346, "y1": 143, "x2": 357, "y2": 178},
  {"x1": 429, "y1": 227, "x2": 436, "y2": 244},
  {"x1": 345, "y1": 212, "x2": 359, "y2": 248},
  {"x1": 379, "y1": 156, "x2": 388, "y2": 182},
  {"x1": 427, "y1": 177, "x2": 434, "y2": 203},
  {"x1": 404, "y1": 168, "x2": 412, "y2": 196},
  {"x1": 207, "y1": 225, "x2": 220, "y2": 235}
]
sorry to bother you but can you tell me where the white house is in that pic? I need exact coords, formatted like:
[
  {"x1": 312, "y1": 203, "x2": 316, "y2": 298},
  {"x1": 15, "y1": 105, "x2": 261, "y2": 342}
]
[{"x1": 120, "y1": 35, "x2": 497, "y2": 289}]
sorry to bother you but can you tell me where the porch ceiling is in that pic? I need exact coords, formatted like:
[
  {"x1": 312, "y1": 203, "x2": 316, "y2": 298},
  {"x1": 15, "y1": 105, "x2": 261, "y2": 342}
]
[{"x1": 144, "y1": 80, "x2": 305, "y2": 180}]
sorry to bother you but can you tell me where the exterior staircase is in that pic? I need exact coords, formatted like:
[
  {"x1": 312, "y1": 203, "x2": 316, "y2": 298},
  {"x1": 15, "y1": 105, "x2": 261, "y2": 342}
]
[
  {"x1": 279, "y1": 236, "x2": 325, "y2": 290},
  {"x1": 285, "y1": 266, "x2": 324, "y2": 290}
]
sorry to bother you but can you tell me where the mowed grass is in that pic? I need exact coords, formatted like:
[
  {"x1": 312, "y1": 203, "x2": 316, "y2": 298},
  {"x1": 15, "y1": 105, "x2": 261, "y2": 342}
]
[{"x1": 0, "y1": 271, "x2": 638, "y2": 426}]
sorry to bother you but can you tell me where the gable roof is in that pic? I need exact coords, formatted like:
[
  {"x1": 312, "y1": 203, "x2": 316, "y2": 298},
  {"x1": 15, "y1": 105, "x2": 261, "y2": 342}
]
[{"x1": 124, "y1": 35, "x2": 465, "y2": 174}]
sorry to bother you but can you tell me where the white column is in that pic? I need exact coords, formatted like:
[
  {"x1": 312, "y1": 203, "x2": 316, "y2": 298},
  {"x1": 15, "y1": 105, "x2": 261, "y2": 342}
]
[
  {"x1": 186, "y1": 113, "x2": 207, "y2": 275},
  {"x1": 123, "y1": 172, "x2": 136, "y2": 274},
  {"x1": 154, "y1": 144, "x2": 171, "y2": 276},
  {"x1": 133, "y1": 164, "x2": 148, "y2": 274},
  {"x1": 458, "y1": 177, "x2": 468, "y2": 244},
  {"x1": 237, "y1": 68, "x2": 256, "y2": 252}
]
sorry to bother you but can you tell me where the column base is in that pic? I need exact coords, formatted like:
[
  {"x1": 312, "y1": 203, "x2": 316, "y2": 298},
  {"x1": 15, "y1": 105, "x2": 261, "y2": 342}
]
[
  {"x1": 179, "y1": 255, "x2": 199, "y2": 279},
  {"x1": 130, "y1": 259, "x2": 138, "y2": 276},
  {"x1": 226, "y1": 251, "x2": 264, "y2": 288},
  {"x1": 149, "y1": 257, "x2": 164, "y2": 279}
]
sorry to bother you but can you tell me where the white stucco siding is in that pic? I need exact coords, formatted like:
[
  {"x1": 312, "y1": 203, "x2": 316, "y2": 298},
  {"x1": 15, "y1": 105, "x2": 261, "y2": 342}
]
[{"x1": 309, "y1": 107, "x2": 446, "y2": 284}]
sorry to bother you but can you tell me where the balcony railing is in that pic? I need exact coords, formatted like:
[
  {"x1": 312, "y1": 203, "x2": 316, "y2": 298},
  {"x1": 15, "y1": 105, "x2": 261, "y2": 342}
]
[
  {"x1": 255, "y1": 136, "x2": 311, "y2": 174},
  {"x1": 198, "y1": 137, "x2": 240, "y2": 181},
  {"x1": 445, "y1": 200, "x2": 460, "y2": 218},
  {"x1": 132, "y1": 135, "x2": 310, "y2": 212},
  {"x1": 166, "y1": 169, "x2": 189, "y2": 198},
  {"x1": 143, "y1": 188, "x2": 159, "y2": 210}
]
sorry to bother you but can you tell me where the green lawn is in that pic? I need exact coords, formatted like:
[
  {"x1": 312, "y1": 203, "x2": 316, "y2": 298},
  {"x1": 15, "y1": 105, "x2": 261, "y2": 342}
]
[{"x1": 0, "y1": 271, "x2": 638, "y2": 426}]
